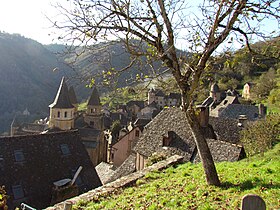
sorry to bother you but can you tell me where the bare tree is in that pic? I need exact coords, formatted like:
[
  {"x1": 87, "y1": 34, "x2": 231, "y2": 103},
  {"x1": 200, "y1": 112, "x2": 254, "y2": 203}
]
[{"x1": 51, "y1": 0, "x2": 280, "y2": 186}]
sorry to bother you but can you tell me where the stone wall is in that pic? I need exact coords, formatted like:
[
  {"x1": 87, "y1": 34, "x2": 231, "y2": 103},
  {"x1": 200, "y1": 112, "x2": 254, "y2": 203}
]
[{"x1": 46, "y1": 155, "x2": 184, "y2": 210}]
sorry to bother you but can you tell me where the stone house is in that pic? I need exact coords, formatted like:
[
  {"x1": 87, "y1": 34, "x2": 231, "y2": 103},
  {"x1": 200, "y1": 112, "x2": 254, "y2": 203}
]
[
  {"x1": 0, "y1": 130, "x2": 101, "y2": 209},
  {"x1": 108, "y1": 126, "x2": 142, "y2": 167},
  {"x1": 242, "y1": 82, "x2": 252, "y2": 100},
  {"x1": 148, "y1": 88, "x2": 181, "y2": 109},
  {"x1": 133, "y1": 107, "x2": 245, "y2": 171},
  {"x1": 48, "y1": 78, "x2": 107, "y2": 167},
  {"x1": 137, "y1": 101, "x2": 159, "y2": 119}
]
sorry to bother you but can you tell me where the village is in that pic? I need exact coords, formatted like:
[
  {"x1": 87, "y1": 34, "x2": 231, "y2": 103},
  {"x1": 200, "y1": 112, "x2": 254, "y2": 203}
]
[{"x1": 0, "y1": 76, "x2": 267, "y2": 209}]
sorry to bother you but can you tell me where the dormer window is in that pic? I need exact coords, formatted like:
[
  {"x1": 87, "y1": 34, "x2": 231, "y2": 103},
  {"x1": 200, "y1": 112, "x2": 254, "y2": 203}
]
[
  {"x1": 14, "y1": 150, "x2": 25, "y2": 163},
  {"x1": 162, "y1": 131, "x2": 176, "y2": 147},
  {"x1": 60, "y1": 144, "x2": 71, "y2": 155}
]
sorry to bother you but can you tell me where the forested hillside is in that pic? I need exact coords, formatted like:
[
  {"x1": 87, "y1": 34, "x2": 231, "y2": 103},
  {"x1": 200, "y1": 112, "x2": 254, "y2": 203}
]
[
  {"x1": 0, "y1": 32, "x2": 279, "y2": 133},
  {"x1": 0, "y1": 33, "x2": 68, "y2": 133}
]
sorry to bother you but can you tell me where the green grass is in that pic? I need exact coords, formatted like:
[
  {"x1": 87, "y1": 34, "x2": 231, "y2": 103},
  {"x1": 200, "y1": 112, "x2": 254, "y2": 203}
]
[{"x1": 74, "y1": 144, "x2": 280, "y2": 210}]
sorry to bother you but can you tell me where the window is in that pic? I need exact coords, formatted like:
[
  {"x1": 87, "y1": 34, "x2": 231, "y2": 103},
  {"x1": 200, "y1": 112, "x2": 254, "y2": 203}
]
[
  {"x1": 14, "y1": 150, "x2": 25, "y2": 162},
  {"x1": 64, "y1": 111, "x2": 68, "y2": 118},
  {"x1": 135, "y1": 130, "x2": 140, "y2": 137},
  {"x1": 60, "y1": 144, "x2": 71, "y2": 155},
  {"x1": 57, "y1": 111, "x2": 60, "y2": 118},
  {"x1": 12, "y1": 185, "x2": 24, "y2": 200},
  {"x1": 90, "y1": 121, "x2": 94, "y2": 126}
]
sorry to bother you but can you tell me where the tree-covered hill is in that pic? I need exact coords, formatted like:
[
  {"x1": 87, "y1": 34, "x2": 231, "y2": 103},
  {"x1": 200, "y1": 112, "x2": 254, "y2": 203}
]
[{"x1": 0, "y1": 33, "x2": 70, "y2": 133}]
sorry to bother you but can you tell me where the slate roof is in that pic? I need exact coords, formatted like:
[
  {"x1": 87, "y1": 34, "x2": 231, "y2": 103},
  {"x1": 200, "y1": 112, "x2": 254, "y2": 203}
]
[
  {"x1": 49, "y1": 77, "x2": 74, "y2": 109},
  {"x1": 219, "y1": 104, "x2": 259, "y2": 121},
  {"x1": 168, "y1": 92, "x2": 181, "y2": 100},
  {"x1": 88, "y1": 87, "x2": 101, "y2": 106},
  {"x1": 106, "y1": 154, "x2": 136, "y2": 184},
  {"x1": 154, "y1": 89, "x2": 165, "y2": 97},
  {"x1": 209, "y1": 117, "x2": 241, "y2": 144},
  {"x1": 134, "y1": 107, "x2": 245, "y2": 163},
  {"x1": 126, "y1": 100, "x2": 145, "y2": 109},
  {"x1": 95, "y1": 162, "x2": 116, "y2": 184},
  {"x1": 0, "y1": 130, "x2": 102, "y2": 209},
  {"x1": 110, "y1": 112, "x2": 128, "y2": 126},
  {"x1": 133, "y1": 108, "x2": 198, "y2": 161},
  {"x1": 68, "y1": 86, "x2": 78, "y2": 105},
  {"x1": 194, "y1": 139, "x2": 245, "y2": 163}
]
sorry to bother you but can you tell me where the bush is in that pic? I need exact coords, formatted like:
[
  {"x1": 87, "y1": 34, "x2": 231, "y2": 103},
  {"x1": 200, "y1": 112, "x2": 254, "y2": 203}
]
[
  {"x1": 146, "y1": 152, "x2": 167, "y2": 167},
  {"x1": 241, "y1": 114, "x2": 280, "y2": 156}
]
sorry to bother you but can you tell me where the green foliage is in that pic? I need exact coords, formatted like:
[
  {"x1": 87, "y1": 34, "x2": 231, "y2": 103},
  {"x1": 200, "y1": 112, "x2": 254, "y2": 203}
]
[
  {"x1": 101, "y1": 86, "x2": 146, "y2": 110},
  {"x1": 241, "y1": 114, "x2": 280, "y2": 156},
  {"x1": 251, "y1": 69, "x2": 277, "y2": 102},
  {"x1": 74, "y1": 144, "x2": 280, "y2": 209},
  {"x1": 110, "y1": 120, "x2": 122, "y2": 137},
  {"x1": 0, "y1": 186, "x2": 8, "y2": 208},
  {"x1": 78, "y1": 101, "x2": 87, "y2": 111},
  {"x1": 145, "y1": 152, "x2": 167, "y2": 167}
]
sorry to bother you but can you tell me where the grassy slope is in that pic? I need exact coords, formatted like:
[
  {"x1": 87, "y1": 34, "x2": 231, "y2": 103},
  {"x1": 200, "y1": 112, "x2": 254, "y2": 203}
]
[{"x1": 75, "y1": 144, "x2": 280, "y2": 210}]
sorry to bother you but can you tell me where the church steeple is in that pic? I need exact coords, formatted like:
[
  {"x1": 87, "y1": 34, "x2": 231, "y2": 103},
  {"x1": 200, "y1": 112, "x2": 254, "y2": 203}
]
[
  {"x1": 49, "y1": 77, "x2": 75, "y2": 130},
  {"x1": 68, "y1": 86, "x2": 78, "y2": 116},
  {"x1": 87, "y1": 87, "x2": 101, "y2": 106},
  {"x1": 84, "y1": 87, "x2": 103, "y2": 129}
]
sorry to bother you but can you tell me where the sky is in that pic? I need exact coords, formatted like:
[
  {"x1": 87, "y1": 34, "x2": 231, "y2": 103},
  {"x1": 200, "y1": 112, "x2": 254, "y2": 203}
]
[
  {"x1": 0, "y1": 0, "x2": 59, "y2": 44},
  {"x1": 0, "y1": 0, "x2": 279, "y2": 47}
]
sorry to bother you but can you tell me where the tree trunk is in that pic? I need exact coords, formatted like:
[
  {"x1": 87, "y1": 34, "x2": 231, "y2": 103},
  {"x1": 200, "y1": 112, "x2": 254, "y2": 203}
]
[{"x1": 186, "y1": 110, "x2": 220, "y2": 186}]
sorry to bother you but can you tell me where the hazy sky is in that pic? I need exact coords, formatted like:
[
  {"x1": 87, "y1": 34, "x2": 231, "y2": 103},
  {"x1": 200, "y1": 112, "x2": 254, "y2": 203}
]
[
  {"x1": 0, "y1": 0, "x2": 279, "y2": 46},
  {"x1": 0, "y1": 0, "x2": 59, "y2": 44}
]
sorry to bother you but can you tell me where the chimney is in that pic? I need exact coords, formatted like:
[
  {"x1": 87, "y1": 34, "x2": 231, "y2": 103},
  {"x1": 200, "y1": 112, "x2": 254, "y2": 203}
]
[
  {"x1": 238, "y1": 115, "x2": 248, "y2": 127},
  {"x1": 258, "y1": 104, "x2": 267, "y2": 117},
  {"x1": 196, "y1": 105, "x2": 209, "y2": 127}
]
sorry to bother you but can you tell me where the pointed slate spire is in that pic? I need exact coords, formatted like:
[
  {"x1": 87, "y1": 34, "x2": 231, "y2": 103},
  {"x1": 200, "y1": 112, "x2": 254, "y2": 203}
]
[
  {"x1": 88, "y1": 87, "x2": 101, "y2": 106},
  {"x1": 49, "y1": 77, "x2": 74, "y2": 108},
  {"x1": 68, "y1": 86, "x2": 78, "y2": 105}
]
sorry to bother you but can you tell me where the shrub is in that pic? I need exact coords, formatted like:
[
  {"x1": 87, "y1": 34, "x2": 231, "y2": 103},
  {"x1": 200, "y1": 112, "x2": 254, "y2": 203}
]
[
  {"x1": 145, "y1": 152, "x2": 167, "y2": 167},
  {"x1": 241, "y1": 114, "x2": 280, "y2": 156}
]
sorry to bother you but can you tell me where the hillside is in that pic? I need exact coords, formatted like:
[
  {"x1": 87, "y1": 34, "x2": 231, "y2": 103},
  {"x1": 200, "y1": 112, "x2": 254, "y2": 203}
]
[
  {"x1": 0, "y1": 33, "x2": 69, "y2": 133},
  {"x1": 74, "y1": 143, "x2": 280, "y2": 209}
]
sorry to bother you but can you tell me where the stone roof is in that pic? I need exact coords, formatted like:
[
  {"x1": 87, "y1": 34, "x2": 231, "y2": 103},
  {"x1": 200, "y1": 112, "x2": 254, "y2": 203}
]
[
  {"x1": 219, "y1": 104, "x2": 259, "y2": 120},
  {"x1": 154, "y1": 89, "x2": 165, "y2": 97},
  {"x1": 0, "y1": 130, "x2": 102, "y2": 209},
  {"x1": 49, "y1": 77, "x2": 74, "y2": 109},
  {"x1": 126, "y1": 100, "x2": 145, "y2": 109},
  {"x1": 110, "y1": 112, "x2": 128, "y2": 126},
  {"x1": 106, "y1": 154, "x2": 136, "y2": 184},
  {"x1": 133, "y1": 107, "x2": 245, "y2": 163},
  {"x1": 133, "y1": 108, "x2": 198, "y2": 161},
  {"x1": 88, "y1": 87, "x2": 100, "y2": 106},
  {"x1": 68, "y1": 86, "x2": 78, "y2": 105},
  {"x1": 95, "y1": 162, "x2": 116, "y2": 184},
  {"x1": 194, "y1": 139, "x2": 245, "y2": 163},
  {"x1": 78, "y1": 128, "x2": 101, "y2": 140},
  {"x1": 209, "y1": 117, "x2": 241, "y2": 144},
  {"x1": 168, "y1": 92, "x2": 181, "y2": 100}
]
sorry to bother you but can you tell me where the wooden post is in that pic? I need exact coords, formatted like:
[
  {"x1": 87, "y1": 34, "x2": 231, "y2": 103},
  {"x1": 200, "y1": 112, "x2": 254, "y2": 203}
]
[
  {"x1": 241, "y1": 194, "x2": 266, "y2": 210},
  {"x1": 63, "y1": 201, "x2": 72, "y2": 210}
]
